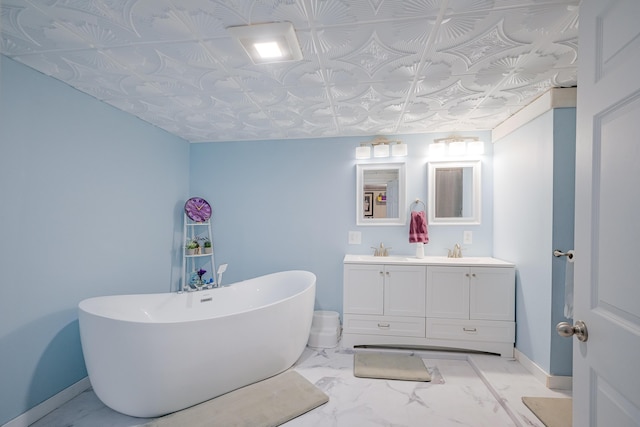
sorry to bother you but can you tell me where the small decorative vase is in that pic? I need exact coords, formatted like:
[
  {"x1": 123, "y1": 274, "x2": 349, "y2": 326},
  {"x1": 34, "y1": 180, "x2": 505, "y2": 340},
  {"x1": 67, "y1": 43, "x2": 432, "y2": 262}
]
[
  {"x1": 186, "y1": 248, "x2": 195, "y2": 255},
  {"x1": 204, "y1": 247, "x2": 212, "y2": 254},
  {"x1": 196, "y1": 277, "x2": 204, "y2": 287}
]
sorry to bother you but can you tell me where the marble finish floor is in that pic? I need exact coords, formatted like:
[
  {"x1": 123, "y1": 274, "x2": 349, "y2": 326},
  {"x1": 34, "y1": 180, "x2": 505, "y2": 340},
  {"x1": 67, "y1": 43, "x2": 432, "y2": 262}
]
[{"x1": 30, "y1": 347, "x2": 571, "y2": 427}]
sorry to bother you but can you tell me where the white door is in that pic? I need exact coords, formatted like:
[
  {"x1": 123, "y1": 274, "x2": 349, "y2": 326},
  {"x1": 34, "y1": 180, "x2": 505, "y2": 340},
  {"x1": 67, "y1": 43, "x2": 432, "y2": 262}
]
[{"x1": 573, "y1": 0, "x2": 640, "y2": 425}]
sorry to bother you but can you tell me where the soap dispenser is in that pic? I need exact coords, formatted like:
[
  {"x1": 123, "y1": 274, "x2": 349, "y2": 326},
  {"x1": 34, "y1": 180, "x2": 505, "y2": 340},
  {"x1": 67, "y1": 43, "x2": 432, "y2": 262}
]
[{"x1": 415, "y1": 243, "x2": 424, "y2": 259}]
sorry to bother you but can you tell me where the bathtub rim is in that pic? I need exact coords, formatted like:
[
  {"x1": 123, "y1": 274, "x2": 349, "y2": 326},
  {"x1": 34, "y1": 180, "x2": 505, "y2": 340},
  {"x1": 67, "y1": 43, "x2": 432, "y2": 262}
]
[{"x1": 78, "y1": 270, "x2": 316, "y2": 324}]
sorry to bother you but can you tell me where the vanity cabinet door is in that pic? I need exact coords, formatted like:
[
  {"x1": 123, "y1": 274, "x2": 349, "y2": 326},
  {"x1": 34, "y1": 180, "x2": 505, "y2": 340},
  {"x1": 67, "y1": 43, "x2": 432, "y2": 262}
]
[
  {"x1": 426, "y1": 266, "x2": 469, "y2": 319},
  {"x1": 343, "y1": 264, "x2": 384, "y2": 315},
  {"x1": 384, "y1": 265, "x2": 426, "y2": 317},
  {"x1": 469, "y1": 267, "x2": 515, "y2": 321},
  {"x1": 426, "y1": 266, "x2": 515, "y2": 321}
]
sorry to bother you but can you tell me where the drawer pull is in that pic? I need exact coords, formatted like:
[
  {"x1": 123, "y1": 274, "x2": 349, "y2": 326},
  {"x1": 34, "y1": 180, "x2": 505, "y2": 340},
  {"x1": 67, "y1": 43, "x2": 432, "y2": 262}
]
[
  {"x1": 378, "y1": 323, "x2": 391, "y2": 328},
  {"x1": 463, "y1": 327, "x2": 477, "y2": 333}
]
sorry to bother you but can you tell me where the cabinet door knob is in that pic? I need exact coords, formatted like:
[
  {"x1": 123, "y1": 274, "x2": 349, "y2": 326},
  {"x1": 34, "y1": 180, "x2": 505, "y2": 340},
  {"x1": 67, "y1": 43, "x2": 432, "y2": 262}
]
[
  {"x1": 471, "y1": 273, "x2": 476, "y2": 277},
  {"x1": 465, "y1": 273, "x2": 470, "y2": 277},
  {"x1": 379, "y1": 271, "x2": 384, "y2": 275},
  {"x1": 386, "y1": 271, "x2": 390, "y2": 276}
]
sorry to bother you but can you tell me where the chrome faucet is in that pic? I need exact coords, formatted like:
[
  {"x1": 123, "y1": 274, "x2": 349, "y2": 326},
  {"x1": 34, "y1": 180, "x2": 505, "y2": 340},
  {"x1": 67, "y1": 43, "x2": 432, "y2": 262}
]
[
  {"x1": 448, "y1": 243, "x2": 462, "y2": 258},
  {"x1": 372, "y1": 243, "x2": 391, "y2": 256}
]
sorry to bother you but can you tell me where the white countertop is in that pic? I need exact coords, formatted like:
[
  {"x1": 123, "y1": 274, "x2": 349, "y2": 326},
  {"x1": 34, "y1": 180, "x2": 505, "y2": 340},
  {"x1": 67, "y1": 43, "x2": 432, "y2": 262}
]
[{"x1": 343, "y1": 254, "x2": 514, "y2": 267}]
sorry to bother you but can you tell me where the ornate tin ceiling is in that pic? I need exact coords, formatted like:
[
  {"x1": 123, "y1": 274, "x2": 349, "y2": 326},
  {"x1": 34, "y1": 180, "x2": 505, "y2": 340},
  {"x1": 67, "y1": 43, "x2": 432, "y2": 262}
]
[{"x1": 0, "y1": 0, "x2": 579, "y2": 142}]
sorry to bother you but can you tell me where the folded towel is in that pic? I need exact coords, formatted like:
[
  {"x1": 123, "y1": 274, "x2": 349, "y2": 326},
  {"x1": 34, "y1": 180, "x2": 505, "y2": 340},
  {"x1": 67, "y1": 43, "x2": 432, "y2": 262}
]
[
  {"x1": 409, "y1": 211, "x2": 429, "y2": 243},
  {"x1": 564, "y1": 251, "x2": 575, "y2": 319}
]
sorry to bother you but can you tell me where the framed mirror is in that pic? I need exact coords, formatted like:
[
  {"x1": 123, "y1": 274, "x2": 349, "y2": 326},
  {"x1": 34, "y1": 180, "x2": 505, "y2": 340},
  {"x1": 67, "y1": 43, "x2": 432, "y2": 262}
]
[
  {"x1": 356, "y1": 163, "x2": 406, "y2": 226},
  {"x1": 427, "y1": 160, "x2": 481, "y2": 225}
]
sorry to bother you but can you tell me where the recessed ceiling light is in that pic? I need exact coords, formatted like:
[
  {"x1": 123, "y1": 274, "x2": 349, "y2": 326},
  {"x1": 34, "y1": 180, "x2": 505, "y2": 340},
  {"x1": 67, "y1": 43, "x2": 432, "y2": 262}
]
[
  {"x1": 253, "y1": 41, "x2": 282, "y2": 59},
  {"x1": 227, "y1": 22, "x2": 303, "y2": 64}
]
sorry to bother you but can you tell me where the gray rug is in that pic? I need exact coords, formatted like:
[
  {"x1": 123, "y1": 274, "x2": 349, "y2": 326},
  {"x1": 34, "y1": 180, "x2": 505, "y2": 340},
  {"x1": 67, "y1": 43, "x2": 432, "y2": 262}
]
[
  {"x1": 354, "y1": 352, "x2": 431, "y2": 382},
  {"x1": 147, "y1": 371, "x2": 328, "y2": 427},
  {"x1": 522, "y1": 397, "x2": 572, "y2": 427}
]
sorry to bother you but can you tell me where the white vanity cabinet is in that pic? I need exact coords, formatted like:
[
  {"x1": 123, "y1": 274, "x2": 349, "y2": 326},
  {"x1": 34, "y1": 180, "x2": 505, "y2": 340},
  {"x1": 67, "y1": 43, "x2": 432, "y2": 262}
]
[
  {"x1": 342, "y1": 255, "x2": 516, "y2": 357},
  {"x1": 343, "y1": 264, "x2": 426, "y2": 339}
]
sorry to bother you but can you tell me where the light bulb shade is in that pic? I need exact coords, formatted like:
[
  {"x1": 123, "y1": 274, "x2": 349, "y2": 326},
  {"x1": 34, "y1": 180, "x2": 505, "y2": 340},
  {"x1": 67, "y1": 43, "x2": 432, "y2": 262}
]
[
  {"x1": 391, "y1": 142, "x2": 408, "y2": 157},
  {"x1": 373, "y1": 143, "x2": 390, "y2": 158},
  {"x1": 467, "y1": 140, "x2": 485, "y2": 155},
  {"x1": 355, "y1": 145, "x2": 371, "y2": 159},
  {"x1": 448, "y1": 141, "x2": 467, "y2": 156},
  {"x1": 429, "y1": 142, "x2": 446, "y2": 157}
]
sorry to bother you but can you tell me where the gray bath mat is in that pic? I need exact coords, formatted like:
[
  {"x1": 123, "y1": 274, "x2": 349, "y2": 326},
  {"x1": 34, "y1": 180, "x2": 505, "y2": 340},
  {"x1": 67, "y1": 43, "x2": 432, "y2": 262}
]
[
  {"x1": 522, "y1": 397, "x2": 572, "y2": 427},
  {"x1": 354, "y1": 352, "x2": 431, "y2": 382},
  {"x1": 147, "y1": 371, "x2": 328, "y2": 427}
]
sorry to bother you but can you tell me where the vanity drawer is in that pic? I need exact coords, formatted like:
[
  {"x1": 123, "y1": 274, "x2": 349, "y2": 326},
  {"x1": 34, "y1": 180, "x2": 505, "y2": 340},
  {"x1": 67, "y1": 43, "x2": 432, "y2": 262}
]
[
  {"x1": 426, "y1": 318, "x2": 514, "y2": 343},
  {"x1": 343, "y1": 314, "x2": 426, "y2": 337}
]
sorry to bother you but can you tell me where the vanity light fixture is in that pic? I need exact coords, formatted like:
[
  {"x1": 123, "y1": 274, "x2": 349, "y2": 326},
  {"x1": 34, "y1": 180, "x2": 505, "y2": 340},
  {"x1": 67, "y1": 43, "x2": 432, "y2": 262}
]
[
  {"x1": 355, "y1": 144, "x2": 372, "y2": 159},
  {"x1": 373, "y1": 142, "x2": 390, "y2": 158},
  {"x1": 467, "y1": 140, "x2": 485, "y2": 155},
  {"x1": 428, "y1": 142, "x2": 447, "y2": 157},
  {"x1": 391, "y1": 141, "x2": 408, "y2": 157},
  {"x1": 227, "y1": 22, "x2": 303, "y2": 64},
  {"x1": 428, "y1": 136, "x2": 485, "y2": 158},
  {"x1": 355, "y1": 136, "x2": 407, "y2": 159},
  {"x1": 448, "y1": 140, "x2": 467, "y2": 156}
]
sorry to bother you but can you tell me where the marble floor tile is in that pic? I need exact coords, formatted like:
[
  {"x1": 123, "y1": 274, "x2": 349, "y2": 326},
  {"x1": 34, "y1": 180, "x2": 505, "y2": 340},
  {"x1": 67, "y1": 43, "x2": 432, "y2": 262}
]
[
  {"x1": 468, "y1": 354, "x2": 571, "y2": 426},
  {"x1": 287, "y1": 349, "x2": 516, "y2": 427},
  {"x1": 29, "y1": 347, "x2": 571, "y2": 427},
  {"x1": 29, "y1": 390, "x2": 150, "y2": 427}
]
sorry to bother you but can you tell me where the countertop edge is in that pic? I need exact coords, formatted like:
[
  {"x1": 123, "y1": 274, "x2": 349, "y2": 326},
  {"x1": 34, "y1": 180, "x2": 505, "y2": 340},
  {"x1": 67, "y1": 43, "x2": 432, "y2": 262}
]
[{"x1": 343, "y1": 254, "x2": 515, "y2": 267}]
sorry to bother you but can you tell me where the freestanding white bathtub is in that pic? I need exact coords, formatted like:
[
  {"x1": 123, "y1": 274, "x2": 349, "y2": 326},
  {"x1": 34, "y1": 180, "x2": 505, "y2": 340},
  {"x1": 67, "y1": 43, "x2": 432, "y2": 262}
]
[{"x1": 78, "y1": 270, "x2": 316, "y2": 418}]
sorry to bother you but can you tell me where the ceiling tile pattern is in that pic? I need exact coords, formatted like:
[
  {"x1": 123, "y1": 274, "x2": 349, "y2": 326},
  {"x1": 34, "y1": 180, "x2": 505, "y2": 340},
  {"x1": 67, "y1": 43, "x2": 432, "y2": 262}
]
[{"x1": 0, "y1": 0, "x2": 579, "y2": 142}]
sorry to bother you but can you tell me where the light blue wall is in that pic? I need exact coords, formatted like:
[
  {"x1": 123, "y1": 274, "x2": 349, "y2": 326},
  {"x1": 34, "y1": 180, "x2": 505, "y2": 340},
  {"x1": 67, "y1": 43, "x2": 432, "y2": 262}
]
[
  {"x1": 189, "y1": 132, "x2": 493, "y2": 314},
  {"x1": 494, "y1": 111, "x2": 554, "y2": 372},
  {"x1": 493, "y1": 108, "x2": 575, "y2": 376},
  {"x1": 550, "y1": 108, "x2": 576, "y2": 376},
  {"x1": 0, "y1": 56, "x2": 190, "y2": 425}
]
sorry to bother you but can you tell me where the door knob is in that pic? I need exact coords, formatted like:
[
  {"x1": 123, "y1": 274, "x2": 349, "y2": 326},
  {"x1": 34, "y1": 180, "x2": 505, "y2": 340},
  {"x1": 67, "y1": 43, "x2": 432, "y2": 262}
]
[{"x1": 556, "y1": 320, "x2": 588, "y2": 342}]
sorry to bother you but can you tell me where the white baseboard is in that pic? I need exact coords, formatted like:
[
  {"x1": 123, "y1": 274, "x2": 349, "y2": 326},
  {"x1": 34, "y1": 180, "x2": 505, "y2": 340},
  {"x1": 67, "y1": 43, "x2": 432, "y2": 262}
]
[
  {"x1": 514, "y1": 348, "x2": 572, "y2": 390},
  {"x1": 2, "y1": 377, "x2": 91, "y2": 427}
]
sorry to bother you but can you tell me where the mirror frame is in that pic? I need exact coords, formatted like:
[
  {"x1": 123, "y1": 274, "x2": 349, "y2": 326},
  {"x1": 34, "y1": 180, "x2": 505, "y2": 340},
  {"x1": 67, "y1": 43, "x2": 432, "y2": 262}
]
[
  {"x1": 356, "y1": 162, "x2": 406, "y2": 226},
  {"x1": 427, "y1": 160, "x2": 481, "y2": 225}
]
